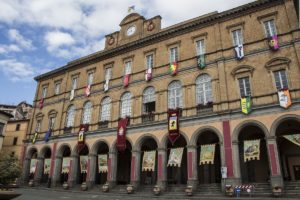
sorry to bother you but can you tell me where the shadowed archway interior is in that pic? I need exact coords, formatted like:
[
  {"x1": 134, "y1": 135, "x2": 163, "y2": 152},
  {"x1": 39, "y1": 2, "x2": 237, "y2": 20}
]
[
  {"x1": 60, "y1": 146, "x2": 71, "y2": 184},
  {"x1": 95, "y1": 143, "x2": 109, "y2": 185},
  {"x1": 41, "y1": 147, "x2": 51, "y2": 184},
  {"x1": 116, "y1": 140, "x2": 132, "y2": 185},
  {"x1": 77, "y1": 145, "x2": 89, "y2": 184}
]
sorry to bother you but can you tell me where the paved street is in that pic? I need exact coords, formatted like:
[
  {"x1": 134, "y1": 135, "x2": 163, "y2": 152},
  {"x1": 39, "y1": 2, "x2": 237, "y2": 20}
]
[{"x1": 13, "y1": 188, "x2": 297, "y2": 200}]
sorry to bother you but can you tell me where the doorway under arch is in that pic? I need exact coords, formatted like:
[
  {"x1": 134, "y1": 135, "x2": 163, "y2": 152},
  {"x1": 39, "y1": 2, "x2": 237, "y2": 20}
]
[
  {"x1": 41, "y1": 147, "x2": 51, "y2": 184},
  {"x1": 116, "y1": 140, "x2": 132, "y2": 185},
  {"x1": 59, "y1": 145, "x2": 71, "y2": 185},
  {"x1": 95, "y1": 142, "x2": 109, "y2": 185}
]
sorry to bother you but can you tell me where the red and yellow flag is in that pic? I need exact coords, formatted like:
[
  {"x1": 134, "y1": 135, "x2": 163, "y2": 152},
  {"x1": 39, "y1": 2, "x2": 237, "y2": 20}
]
[{"x1": 169, "y1": 62, "x2": 177, "y2": 76}]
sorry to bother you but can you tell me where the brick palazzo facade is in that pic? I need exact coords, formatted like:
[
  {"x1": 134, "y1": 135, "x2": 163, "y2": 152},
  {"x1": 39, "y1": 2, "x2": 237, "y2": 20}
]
[{"x1": 22, "y1": 0, "x2": 300, "y2": 194}]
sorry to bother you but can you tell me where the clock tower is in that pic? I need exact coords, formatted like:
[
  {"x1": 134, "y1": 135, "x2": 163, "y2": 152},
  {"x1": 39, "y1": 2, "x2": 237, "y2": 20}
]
[{"x1": 104, "y1": 13, "x2": 161, "y2": 49}]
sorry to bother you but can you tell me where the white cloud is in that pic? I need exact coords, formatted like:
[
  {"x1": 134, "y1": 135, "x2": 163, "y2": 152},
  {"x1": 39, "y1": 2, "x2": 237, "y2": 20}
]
[
  {"x1": 0, "y1": 44, "x2": 21, "y2": 54},
  {"x1": 44, "y1": 31, "x2": 75, "y2": 50},
  {"x1": 8, "y1": 29, "x2": 34, "y2": 50}
]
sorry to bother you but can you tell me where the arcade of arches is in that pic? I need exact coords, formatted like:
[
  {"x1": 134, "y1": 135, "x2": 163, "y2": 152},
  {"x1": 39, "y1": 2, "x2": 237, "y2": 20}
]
[{"x1": 23, "y1": 115, "x2": 300, "y2": 190}]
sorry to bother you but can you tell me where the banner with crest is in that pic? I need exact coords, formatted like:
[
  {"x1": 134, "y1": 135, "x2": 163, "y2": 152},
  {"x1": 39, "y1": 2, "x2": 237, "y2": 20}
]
[
  {"x1": 80, "y1": 156, "x2": 88, "y2": 173},
  {"x1": 62, "y1": 157, "x2": 71, "y2": 173},
  {"x1": 30, "y1": 159, "x2": 37, "y2": 174},
  {"x1": 44, "y1": 158, "x2": 51, "y2": 174},
  {"x1": 244, "y1": 139, "x2": 260, "y2": 162},
  {"x1": 98, "y1": 154, "x2": 108, "y2": 173},
  {"x1": 142, "y1": 151, "x2": 156, "y2": 171},
  {"x1": 283, "y1": 134, "x2": 300, "y2": 147},
  {"x1": 199, "y1": 144, "x2": 216, "y2": 165},
  {"x1": 167, "y1": 148, "x2": 184, "y2": 167}
]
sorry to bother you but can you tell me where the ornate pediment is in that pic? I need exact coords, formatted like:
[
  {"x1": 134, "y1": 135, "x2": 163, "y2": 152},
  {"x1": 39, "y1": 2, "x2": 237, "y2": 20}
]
[
  {"x1": 265, "y1": 57, "x2": 291, "y2": 71},
  {"x1": 231, "y1": 65, "x2": 254, "y2": 77},
  {"x1": 120, "y1": 13, "x2": 145, "y2": 26}
]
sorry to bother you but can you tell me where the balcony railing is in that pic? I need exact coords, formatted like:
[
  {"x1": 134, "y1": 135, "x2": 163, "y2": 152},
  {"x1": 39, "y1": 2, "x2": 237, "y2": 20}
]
[
  {"x1": 142, "y1": 113, "x2": 155, "y2": 123},
  {"x1": 64, "y1": 126, "x2": 72, "y2": 134},
  {"x1": 98, "y1": 120, "x2": 109, "y2": 129},
  {"x1": 196, "y1": 102, "x2": 213, "y2": 115}
]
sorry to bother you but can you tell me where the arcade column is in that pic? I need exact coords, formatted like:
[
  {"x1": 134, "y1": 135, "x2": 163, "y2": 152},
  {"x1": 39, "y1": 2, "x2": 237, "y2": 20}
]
[
  {"x1": 157, "y1": 148, "x2": 167, "y2": 190},
  {"x1": 187, "y1": 145, "x2": 198, "y2": 188}
]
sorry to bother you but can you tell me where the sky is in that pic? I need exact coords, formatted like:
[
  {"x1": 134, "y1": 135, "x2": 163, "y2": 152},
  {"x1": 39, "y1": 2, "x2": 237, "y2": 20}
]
[{"x1": 0, "y1": 0, "x2": 255, "y2": 105}]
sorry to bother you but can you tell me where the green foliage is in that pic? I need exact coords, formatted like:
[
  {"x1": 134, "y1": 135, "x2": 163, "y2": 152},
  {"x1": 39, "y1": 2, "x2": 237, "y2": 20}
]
[{"x1": 0, "y1": 153, "x2": 22, "y2": 186}]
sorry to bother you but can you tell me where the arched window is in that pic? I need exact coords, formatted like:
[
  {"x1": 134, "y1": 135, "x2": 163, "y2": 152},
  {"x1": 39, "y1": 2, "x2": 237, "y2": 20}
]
[
  {"x1": 66, "y1": 105, "x2": 75, "y2": 127},
  {"x1": 196, "y1": 74, "x2": 213, "y2": 105},
  {"x1": 100, "y1": 97, "x2": 111, "y2": 121},
  {"x1": 82, "y1": 101, "x2": 92, "y2": 124},
  {"x1": 143, "y1": 87, "x2": 156, "y2": 113},
  {"x1": 120, "y1": 92, "x2": 132, "y2": 118},
  {"x1": 168, "y1": 81, "x2": 183, "y2": 109}
]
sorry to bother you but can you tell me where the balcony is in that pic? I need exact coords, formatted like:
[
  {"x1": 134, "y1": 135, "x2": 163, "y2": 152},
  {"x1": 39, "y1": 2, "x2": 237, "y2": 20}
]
[
  {"x1": 64, "y1": 126, "x2": 72, "y2": 134},
  {"x1": 142, "y1": 112, "x2": 155, "y2": 123},
  {"x1": 98, "y1": 120, "x2": 109, "y2": 129},
  {"x1": 196, "y1": 102, "x2": 213, "y2": 115}
]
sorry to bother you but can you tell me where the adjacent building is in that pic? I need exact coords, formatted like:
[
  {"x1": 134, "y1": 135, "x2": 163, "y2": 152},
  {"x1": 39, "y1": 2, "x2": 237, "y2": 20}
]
[{"x1": 23, "y1": 0, "x2": 300, "y2": 195}]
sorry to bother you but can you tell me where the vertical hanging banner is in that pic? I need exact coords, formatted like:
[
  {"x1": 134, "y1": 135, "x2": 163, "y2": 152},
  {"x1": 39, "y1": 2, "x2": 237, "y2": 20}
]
[
  {"x1": 44, "y1": 158, "x2": 51, "y2": 174},
  {"x1": 80, "y1": 156, "x2": 88, "y2": 173},
  {"x1": 30, "y1": 159, "x2": 37, "y2": 174},
  {"x1": 142, "y1": 150, "x2": 156, "y2": 171},
  {"x1": 39, "y1": 98, "x2": 44, "y2": 109},
  {"x1": 85, "y1": 85, "x2": 91, "y2": 97},
  {"x1": 78, "y1": 124, "x2": 88, "y2": 153},
  {"x1": 98, "y1": 154, "x2": 108, "y2": 173},
  {"x1": 44, "y1": 129, "x2": 52, "y2": 142},
  {"x1": 234, "y1": 44, "x2": 244, "y2": 60},
  {"x1": 278, "y1": 89, "x2": 292, "y2": 109},
  {"x1": 117, "y1": 118, "x2": 129, "y2": 152},
  {"x1": 62, "y1": 157, "x2": 71, "y2": 173},
  {"x1": 32, "y1": 132, "x2": 38, "y2": 144},
  {"x1": 199, "y1": 144, "x2": 216, "y2": 165},
  {"x1": 283, "y1": 134, "x2": 300, "y2": 147},
  {"x1": 168, "y1": 109, "x2": 180, "y2": 144},
  {"x1": 124, "y1": 74, "x2": 130, "y2": 87},
  {"x1": 167, "y1": 148, "x2": 184, "y2": 167},
  {"x1": 145, "y1": 68, "x2": 152, "y2": 81},
  {"x1": 70, "y1": 89, "x2": 75, "y2": 101},
  {"x1": 197, "y1": 54, "x2": 206, "y2": 69},
  {"x1": 169, "y1": 62, "x2": 178, "y2": 76},
  {"x1": 268, "y1": 35, "x2": 279, "y2": 50},
  {"x1": 241, "y1": 96, "x2": 251, "y2": 115},
  {"x1": 244, "y1": 139, "x2": 260, "y2": 162},
  {"x1": 104, "y1": 79, "x2": 109, "y2": 92}
]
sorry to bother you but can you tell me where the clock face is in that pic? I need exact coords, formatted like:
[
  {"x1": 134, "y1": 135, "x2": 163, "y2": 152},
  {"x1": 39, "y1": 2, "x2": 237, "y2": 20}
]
[{"x1": 126, "y1": 25, "x2": 136, "y2": 36}]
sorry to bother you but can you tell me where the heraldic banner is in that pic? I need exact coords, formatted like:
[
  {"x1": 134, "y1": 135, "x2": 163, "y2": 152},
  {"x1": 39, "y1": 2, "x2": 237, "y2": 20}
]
[
  {"x1": 98, "y1": 154, "x2": 108, "y2": 173},
  {"x1": 44, "y1": 158, "x2": 51, "y2": 174},
  {"x1": 241, "y1": 96, "x2": 251, "y2": 114},
  {"x1": 278, "y1": 89, "x2": 292, "y2": 109},
  {"x1": 142, "y1": 150, "x2": 156, "y2": 171},
  {"x1": 167, "y1": 148, "x2": 184, "y2": 167},
  {"x1": 30, "y1": 159, "x2": 37, "y2": 174},
  {"x1": 168, "y1": 109, "x2": 180, "y2": 144},
  {"x1": 78, "y1": 124, "x2": 89, "y2": 153},
  {"x1": 62, "y1": 157, "x2": 71, "y2": 173},
  {"x1": 80, "y1": 156, "x2": 88, "y2": 173},
  {"x1": 117, "y1": 118, "x2": 129, "y2": 152},
  {"x1": 244, "y1": 139, "x2": 260, "y2": 162},
  {"x1": 199, "y1": 144, "x2": 216, "y2": 165},
  {"x1": 283, "y1": 134, "x2": 300, "y2": 147}
]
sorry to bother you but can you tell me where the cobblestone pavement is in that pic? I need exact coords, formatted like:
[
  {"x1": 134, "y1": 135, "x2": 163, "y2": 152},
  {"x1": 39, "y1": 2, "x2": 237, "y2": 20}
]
[{"x1": 14, "y1": 188, "x2": 296, "y2": 200}]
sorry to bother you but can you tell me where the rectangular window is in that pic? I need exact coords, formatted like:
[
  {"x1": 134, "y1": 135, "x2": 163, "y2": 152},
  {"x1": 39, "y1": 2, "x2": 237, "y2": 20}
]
[
  {"x1": 0, "y1": 122, "x2": 4, "y2": 136},
  {"x1": 169, "y1": 47, "x2": 178, "y2": 63},
  {"x1": 146, "y1": 54, "x2": 153, "y2": 69},
  {"x1": 105, "y1": 67, "x2": 112, "y2": 80},
  {"x1": 54, "y1": 82, "x2": 60, "y2": 95},
  {"x1": 196, "y1": 39, "x2": 205, "y2": 55},
  {"x1": 273, "y1": 70, "x2": 288, "y2": 90},
  {"x1": 87, "y1": 72, "x2": 94, "y2": 85},
  {"x1": 264, "y1": 19, "x2": 277, "y2": 37},
  {"x1": 42, "y1": 86, "x2": 47, "y2": 98},
  {"x1": 231, "y1": 29, "x2": 243, "y2": 46},
  {"x1": 238, "y1": 77, "x2": 251, "y2": 97},
  {"x1": 125, "y1": 61, "x2": 132, "y2": 75},
  {"x1": 13, "y1": 137, "x2": 18, "y2": 145},
  {"x1": 36, "y1": 120, "x2": 41, "y2": 132},
  {"x1": 49, "y1": 117, "x2": 55, "y2": 129},
  {"x1": 72, "y1": 77, "x2": 78, "y2": 90},
  {"x1": 16, "y1": 124, "x2": 20, "y2": 131}
]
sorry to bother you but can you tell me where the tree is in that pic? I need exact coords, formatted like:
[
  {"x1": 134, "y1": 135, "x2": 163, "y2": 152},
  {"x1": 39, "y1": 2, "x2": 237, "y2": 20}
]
[{"x1": 0, "y1": 153, "x2": 22, "y2": 188}]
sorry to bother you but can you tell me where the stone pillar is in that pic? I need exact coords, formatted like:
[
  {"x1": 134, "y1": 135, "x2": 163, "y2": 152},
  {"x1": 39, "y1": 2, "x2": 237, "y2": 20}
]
[
  {"x1": 231, "y1": 141, "x2": 241, "y2": 185},
  {"x1": 52, "y1": 156, "x2": 62, "y2": 187},
  {"x1": 107, "y1": 151, "x2": 117, "y2": 188},
  {"x1": 87, "y1": 153, "x2": 97, "y2": 188},
  {"x1": 157, "y1": 148, "x2": 167, "y2": 190},
  {"x1": 22, "y1": 158, "x2": 31, "y2": 183},
  {"x1": 267, "y1": 137, "x2": 283, "y2": 187},
  {"x1": 68, "y1": 155, "x2": 78, "y2": 188},
  {"x1": 130, "y1": 150, "x2": 141, "y2": 188},
  {"x1": 187, "y1": 145, "x2": 198, "y2": 188},
  {"x1": 34, "y1": 157, "x2": 44, "y2": 184}
]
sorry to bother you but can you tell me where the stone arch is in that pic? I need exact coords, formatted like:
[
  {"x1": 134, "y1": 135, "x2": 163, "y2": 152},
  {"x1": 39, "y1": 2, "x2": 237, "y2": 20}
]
[
  {"x1": 190, "y1": 126, "x2": 223, "y2": 146},
  {"x1": 270, "y1": 114, "x2": 300, "y2": 137},
  {"x1": 110, "y1": 137, "x2": 134, "y2": 152},
  {"x1": 232, "y1": 119, "x2": 270, "y2": 142},
  {"x1": 90, "y1": 139, "x2": 110, "y2": 155},
  {"x1": 72, "y1": 143, "x2": 90, "y2": 156},
  {"x1": 159, "y1": 131, "x2": 189, "y2": 148},
  {"x1": 38, "y1": 145, "x2": 52, "y2": 158},
  {"x1": 56, "y1": 143, "x2": 72, "y2": 157},
  {"x1": 134, "y1": 133, "x2": 160, "y2": 151},
  {"x1": 26, "y1": 146, "x2": 38, "y2": 159}
]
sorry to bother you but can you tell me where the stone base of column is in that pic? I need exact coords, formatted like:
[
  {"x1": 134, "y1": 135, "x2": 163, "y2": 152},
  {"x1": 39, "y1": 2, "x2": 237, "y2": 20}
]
[
  {"x1": 222, "y1": 177, "x2": 241, "y2": 187},
  {"x1": 157, "y1": 180, "x2": 167, "y2": 191},
  {"x1": 187, "y1": 179, "x2": 198, "y2": 188},
  {"x1": 270, "y1": 175, "x2": 283, "y2": 187},
  {"x1": 130, "y1": 180, "x2": 140, "y2": 190},
  {"x1": 86, "y1": 181, "x2": 94, "y2": 189},
  {"x1": 68, "y1": 180, "x2": 76, "y2": 188},
  {"x1": 107, "y1": 180, "x2": 116, "y2": 189}
]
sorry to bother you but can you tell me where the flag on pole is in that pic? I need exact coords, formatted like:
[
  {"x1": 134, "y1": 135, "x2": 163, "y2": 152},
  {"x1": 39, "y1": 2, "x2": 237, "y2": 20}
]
[
  {"x1": 169, "y1": 62, "x2": 178, "y2": 76},
  {"x1": 278, "y1": 89, "x2": 292, "y2": 109},
  {"x1": 234, "y1": 44, "x2": 244, "y2": 60},
  {"x1": 39, "y1": 98, "x2": 44, "y2": 109},
  {"x1": 197, "y1": 54, "x2": 206, "y2": 69},
  {"x1": 128, "y1": 6, "x2": 135, "y2": 13},
  {"x1": 124, "y1": 74, "x2": 130, "y2": 87},
  {"x1": 85, "y1": 85, "x2": 91, "y2": 97},
  {"x1": 145, "y1": 68, "x2": 152, "y2": 81},
  {"x1": 268, "y1": 35, "x2": 279, "y2": 50},
  {"x1": 241, "y1": 96, "x2": 251, "y2": 115},
  {"x1": 44, "y1": 129, "x2": 52, "y2": 142},
  {"x1": 32, "y1": 132, "x2": 38, "y2": 144},
  {"x1": 104, "y1": 79, "x2": 109, "y2": 92},
  {"x1": 70, "y1": 89, "x2": 75, "y2": 101}
]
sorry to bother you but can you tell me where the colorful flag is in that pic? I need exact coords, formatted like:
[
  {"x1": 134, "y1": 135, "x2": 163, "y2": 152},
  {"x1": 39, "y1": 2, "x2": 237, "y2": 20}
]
[
  {"x1": 244, "y1": 139, "x2": 260, "y2": 162},
  {"x1": 104, "y1": 79, "x2": 109, "y2": 92},
  {"x1": 62, "y1": 157, "x2": 71, "y2": 173},
  {"x1": 268, "y1": 35, "x2": 279, "y2": 50},
  {"x1": 124, "y1": 74, "x2": 130, "y2": 87},
  {"x1": 234, "y1": 44, "x2": 244, "y2": 60},
  {"x1": 30, "y1": 159, "x2": 37, "y2": 174},
  {"x1": 200, "y1": 144, "x2": 216, "y2": 165},
  {"x1": 128, "y1": 5, "x2": 135, "y2": 13},
  {"x1": 197, "y1": 54, "x2": 206, "y2": 69},
  {"x1": 241, "y1": 96, "x2": 251, "y2": 115},
  {"x1": 167, "y1": 148, "x2": 184, "y2": 167},
  {"x1": 44, "y1": 129, "x2": 52, "y2": 142},
  {"x1": 117, "y1": 118, "x2": 129, "y2": 152},
  {"x1": 98, "y1": 154, "x2": 108, "y2": 173},
  {"x1": 145, "y1": 68, "x2": 152, "y2": 81},
  {"x1": 32, "y1": 132, "x2": 38, "y2": 144},
  {"x1": 78, "y1": 124, "x2": 88, "y2": 153},
  {"x1": 142, "y1": 151, "x2": 156, "y2": 171},
  {"x1": 85, "y1": 85, "x2": 91, "y2": 97},
  {"x1": 80, "y1": 156, "x2": 88, "y2": 173},
  {"x1": 169, "y1": 62, "x2": 177, "y2": 76},
  {"x1": 44, "y1": 158, "x2": 51, "y2": 174},
  {"x1": 39, "y1": 98, "x2": 44, "y2": 109},
  {"x1": 168, "y1": 109, "x2": 180, "y2": 144},
  {"x1": 70, "y1": 89, "x2": 75, "y2": 101},
  {"x1": 278, "y1": 89, "x2": 292, "y2": 109},
  {"x1": 283, "y1": 134, "x2": 300, "y2": 147}
]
